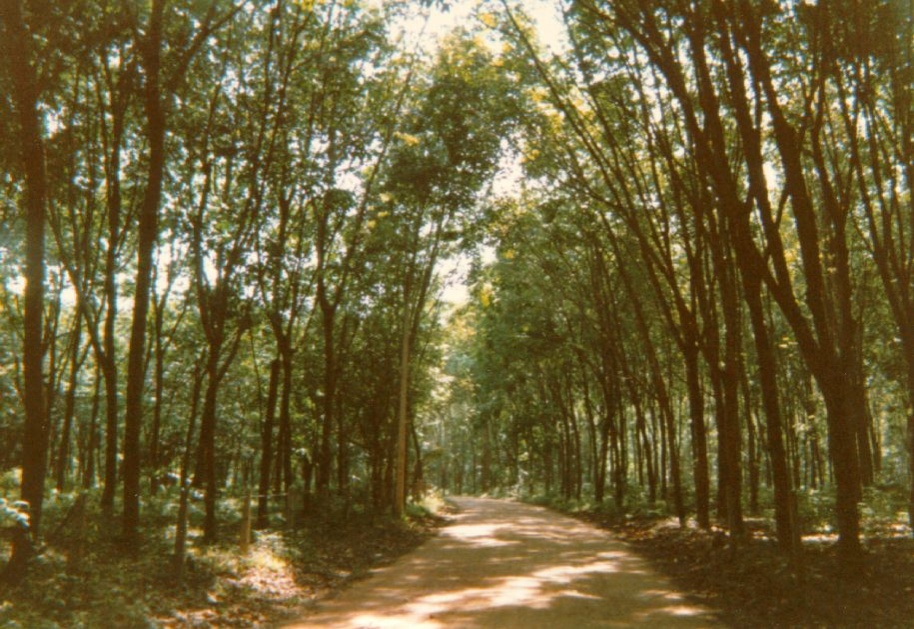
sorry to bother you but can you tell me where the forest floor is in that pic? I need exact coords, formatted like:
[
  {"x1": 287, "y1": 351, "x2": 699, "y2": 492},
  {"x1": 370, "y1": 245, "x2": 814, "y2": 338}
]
[
  {"x1": 0, "y1": 496, "x2": 447, "y2": 627},
  {"x1": 573, "y1": 508, "x2": 914, "y2": 628}
]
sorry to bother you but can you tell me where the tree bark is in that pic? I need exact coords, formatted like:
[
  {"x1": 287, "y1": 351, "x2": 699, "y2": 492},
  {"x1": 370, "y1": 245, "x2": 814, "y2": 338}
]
[
  {"x1": 394, "y1": 302, "x2": 411, "y2": 517},
  {"x1": 257, "y1": 359, "x2": 280, "y2": 529},
  {"x1": 1, "y1": 0, "x2": 49, "y2": 583},
  {"x1": 123, "y1": 0, "x2": 167, "y2": 540},
  {"x1": 56, "y1": 327, "x2": 87, "y2": 491}
]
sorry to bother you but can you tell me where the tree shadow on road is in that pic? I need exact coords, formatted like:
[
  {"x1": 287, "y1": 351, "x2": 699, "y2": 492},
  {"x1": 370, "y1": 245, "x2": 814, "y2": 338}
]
[{"x1": 291, "y1": 497, "x2": 723, "y2": 628}]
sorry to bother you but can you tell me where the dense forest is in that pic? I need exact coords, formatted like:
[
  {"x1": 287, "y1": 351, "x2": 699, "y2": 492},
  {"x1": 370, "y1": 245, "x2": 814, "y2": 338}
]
[{"x1": 1, "y1": 0, "x2": 913, "y2": 623}]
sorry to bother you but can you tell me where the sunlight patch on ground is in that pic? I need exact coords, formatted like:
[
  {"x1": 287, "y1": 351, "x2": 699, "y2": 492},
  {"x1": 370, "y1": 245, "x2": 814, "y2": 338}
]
[
  {"x1": 533, "y1": 560, "x2": 620, "y2": 583},
  {"x1": 444, "y1": 522, "x2": 518, "y2": 547},
  {"x1": 294, "y1": 498, "x2": 722, "y2": 627},
  {"x1": 388, "y1": 553, "x2": 627, "y2": 621},
  {"x1": 652, "y1": 605, "x2": 707, "y2": 618},
  {"x1": 633, "y1": 590, "x2": 707, "y2": 620},
  {"x1": 802, "y1": 533, "x2": 840, "y2": 544},
  {"x1": 303, "y1": 553, "x2": 633, "y2": 627},
  {"x1": 230, "y1": 552, "x2": 301, "y2": 602}
]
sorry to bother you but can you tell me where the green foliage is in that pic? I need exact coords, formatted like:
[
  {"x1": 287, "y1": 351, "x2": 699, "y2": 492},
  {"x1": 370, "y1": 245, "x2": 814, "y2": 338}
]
[
  {"x1": 2, "y1": 0, "x2": 914, "y2": 617},
  {"x1": 859, "y1": 484, "x2": 911, "y2": 536},
  {"x1": 795, "y1": 489, "x2": 838, "y2": 534},
  {"x1": 0, "y1": 497, "x2": 29, "y2": 530},
  {"x1": 404, "y1": 501, "x2": 433, "y2": 519},
  {"x1": 0, "y1": 492, "x2": 439, "y2": 627},
  {"x1": 793, "y1": 484, "x2": 912, "y2": 538}
]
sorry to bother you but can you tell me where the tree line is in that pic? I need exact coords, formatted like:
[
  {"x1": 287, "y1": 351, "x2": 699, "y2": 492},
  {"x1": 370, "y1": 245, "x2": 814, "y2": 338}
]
[
  {"x1": 0, "y1": 0, "x2": 513, "y2": 583},
  {"x1": 432, "y1": 0, "x2": 913, "y2": 570},
  {"x1": 2, "y1": 0, "x2": 912, "y2": 585}
]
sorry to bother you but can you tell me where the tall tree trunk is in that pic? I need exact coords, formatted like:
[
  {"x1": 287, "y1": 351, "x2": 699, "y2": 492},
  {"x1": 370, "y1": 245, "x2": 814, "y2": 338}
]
[
  {"x1": 718, "y1": 256, "x2": 745, "y2": 540},
  {"x1": 1, "y1": 0, "x2": 48, "y2": 583},
  {"x1": 731, "y1": 0, "x2": 864, "y2": 560},
  {"x1": 123, "y1": 0, "x2": 166, "y2": 540},
  {"x1": 100, "y1": 64, "x2": 125, "y2": 511}
]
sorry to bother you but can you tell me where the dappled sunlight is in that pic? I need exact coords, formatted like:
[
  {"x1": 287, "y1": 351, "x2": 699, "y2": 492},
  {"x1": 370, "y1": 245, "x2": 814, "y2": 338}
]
[
  {"x1": 291, "y1": 497, "x2": 721, "y2": 627},
  {"x1": 533, "y1": 558, "x2": 621, "y2": 582},
  {"x1": 802, "y1": 533, "x2": 840, "y2": 545},
  {"x1": 651, "y1": 605, "x2": 708, "y2": 618},
  {"x1": 444, "y1": 522, "x2": 519, "y2": 548}
]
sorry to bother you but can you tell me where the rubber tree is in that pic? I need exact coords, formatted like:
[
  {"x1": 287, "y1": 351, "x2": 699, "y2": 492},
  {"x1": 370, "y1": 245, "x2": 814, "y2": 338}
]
[
  {"x1": 377, "y1": 32, "x2": 515, "y2": 516},
  {"x1": 122, "y1": 0, "x2": 236, "y2": 540},
  {"x1": 0, "y1": 0, "x2": 49, "y2": 582}
]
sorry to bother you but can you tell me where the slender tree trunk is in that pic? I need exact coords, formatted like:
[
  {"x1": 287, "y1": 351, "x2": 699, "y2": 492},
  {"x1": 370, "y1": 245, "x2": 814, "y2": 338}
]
[
  {"x1": 394, "y1": 303, "x2": 411, "y2": 517},
  {"x1": 199, "y1": 347, "x2": 222, "y2": 543},
  {"x1": 123, "y1": 0, "x2": 166, "y2": 540},
  {"x1": 101, "y1": 353, "x2": 118, "y2": 508},
  {"x1": 257, "y1": 359, "x2": 280, "y2": 529},
  {"x1": 719, "y1": 274, "x2": 745, "y2": 540},
  {"x1": 57, "y1": 327, "x2": 87, "y2": 491},
  {"x1": 581, "y1": 374, "x2": 602, "y2": 503},
  {"x1": 744, "y1": 383, "x2": 760, "y2": 516},
  {"x1": 742, "y1": 258, "x2": 797, "y2": 552},
  {"x1": 610, "y1": 418, "x2": 623, "y2": 508},
  {"x1": 279, "y1": 351, "x2": 294, "y2": 494},
  {"x1": 663, "y1": 400, "x2": 684, "y2": 524},
  {"x1": 633, "y1": 392, "x2": 657, "y2": 504},
  {"x1": 1, "y1": 0, "x2": 48, "y2": 583},
  {"x1": 99, "y1": 64, "x2": 124, "y2": 510},
  {"x1": 908, "y1": 410, "x2": 914, "y2": 532},
  {"x1": 567, "y1": 382, "x2": 583, "y2": 502},
  {"x1": 83, "y1": 365, "x2": 102, "y2": 490},
  {"x1": 409, "y1": 419, "x2": 424, "y2": 500},
  {"x1": 617, "y1": 394, "x2": 628, "y2": 506},
  {"x1": 684, "y1": 344, "x2": 710, "y2": 529},
  {"x1": 317, "y1": 311, "x2": 336, "y2": 497},
  {"x1": 336, "y1": 396, "x2": 350, "y2": 502},
  {"x1": 149, "y1": 294, "x2": 166, "y2": 493},
  {"x1": 732, "y1": 0, "x2": 864, "y2": 559},
  {"x1": 174, "y1": 357, "x2": 205, "y2": 581}
]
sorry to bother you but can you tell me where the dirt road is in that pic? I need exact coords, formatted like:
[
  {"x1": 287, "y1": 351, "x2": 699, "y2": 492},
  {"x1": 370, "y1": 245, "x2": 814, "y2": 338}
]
[{"x1": 288, "y1": 497, "x2": 723, "y2": 628}]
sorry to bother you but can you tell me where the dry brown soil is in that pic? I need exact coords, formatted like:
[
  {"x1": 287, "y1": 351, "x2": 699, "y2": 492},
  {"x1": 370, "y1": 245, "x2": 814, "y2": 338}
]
[{"x1": 287, "y1": 496, "x2": 724, "y2": 628}]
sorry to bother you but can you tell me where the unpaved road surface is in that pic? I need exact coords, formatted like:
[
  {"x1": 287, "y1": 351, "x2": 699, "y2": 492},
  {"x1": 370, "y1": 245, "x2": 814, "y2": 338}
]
[{"x1": 288, "y1": 497, "x2": 724, "y2": 628}]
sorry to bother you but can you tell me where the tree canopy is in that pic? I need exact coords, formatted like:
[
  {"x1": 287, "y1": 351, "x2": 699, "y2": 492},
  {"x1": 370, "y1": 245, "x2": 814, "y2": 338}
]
[{"x1": 1, "y1": 0, "x2": 913, "y2": 601}]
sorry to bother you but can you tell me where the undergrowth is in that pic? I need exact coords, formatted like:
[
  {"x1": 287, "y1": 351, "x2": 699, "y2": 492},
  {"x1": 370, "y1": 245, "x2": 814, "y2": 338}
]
[{"x1": 0, "y1": 488, "x2": 446, "y2": 627}]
